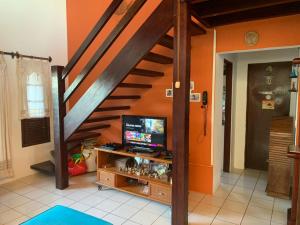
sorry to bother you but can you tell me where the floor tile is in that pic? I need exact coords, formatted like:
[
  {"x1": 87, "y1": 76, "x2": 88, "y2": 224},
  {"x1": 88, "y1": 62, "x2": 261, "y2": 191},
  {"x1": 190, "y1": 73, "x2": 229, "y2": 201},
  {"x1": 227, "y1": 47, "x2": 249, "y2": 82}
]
[
  {"x1": 192, "y1": 202, "x2": 220, "y2": 218},
  {"x1": 69, "y1": 202, "x2": 91, "y2": 212},
  {"x1": 189, "y1": 191, "x2": 205, "y2": 202},
  {"x1": 0, "y1": 203, "x2": 10, "y2": 214},
  {"x1": 27, "y1": 205, "x2": 50, "y2": 218},
  {"x1": 4, "y1": 215, "x2": 29, "y2": 225},
  {"x1": 111, "y1": 204, "x2": 140, "y2": 219},
  {"x1": 216, "y1": 208, "x2": 244, "y2": 224},
  {"x1": 78, "y1": 194, "x2": 106, "y2": 207},
  {"x1": 271, "y1": 210, "x2": 287, "y2": 224},
  {"x1": 188, "y1": 212, "x2": 214, "y2": 225},
  {"x1": 143, "y1": 201, "x2": 169, "y2": 215},
  {"x1": 95, "y1": 199, "x2": 122, "y2": 212},
  {"x1": 24, "y1": 189, "x2": 48, "y2": 200},
  {"x1": 109, "y1": 192, "x2": 133, "y2": 204},
  {"x1": 212, "y1": 219, "x2": 237, "y2": 225},
  {"x1": 85, "y1": 208, "x2": 108, "y2": 219},
  {"x1": 222, "y1": 199, "x2": 248, "y2": 214},
  {"x1": 249, "y1": 196, "x2": 274, "y2": 210},
  {"x1": 273, "y1": 198, "x2": 291, "y2": 212},
  {"x1": 103, "y1": 213, "x2": 126, "y2": 225},
  {"x1": 241, "y1": 214, "x2": 270, "y2": 225},
  {"x1": 153, "y1": 216, "x2": 171, "y2": 225},
  {"x1": 15, "y1": 201, "x2": 44, "y2": 215},
  {"x1": 125, "y1": 196, "x2": 150, "y2": 209},
  {"x1": 48, "y1": 197, "x2": 75, "y2": 207},
  {"x1": 201, "y1": 195, "x2": 225, "y2": 207},
  {"x1": 227, "y1": 192, "x2": 251, "y2": 204},
  {"x1": 2, "y1": 195, "x2": 31, "y2": 208},
  {"x1": 245, "y1": 205, "x2": 272, "y2": 221},
  {"x1": 130, "y1": 209, "x2": 160, "y2": 225},
  {"x1": 0, "y1": 209, "x2": 23, "y2": 224},
  {"x1": 66, "y1": 190, "x2": 91, "y2": 201},
  {"x1": 122, "y1": 220, "x2": 140, "y2": 225},
  {"x1": 36, "y1": 193, "x2": 62, "y2": 205}
]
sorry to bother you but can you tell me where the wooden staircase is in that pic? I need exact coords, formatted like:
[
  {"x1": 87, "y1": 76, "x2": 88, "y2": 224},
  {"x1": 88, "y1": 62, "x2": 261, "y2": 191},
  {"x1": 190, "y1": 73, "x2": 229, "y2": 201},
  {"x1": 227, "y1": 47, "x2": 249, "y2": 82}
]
[{"x1": 51, "y1": 0, "x2": 206, "y2": 190}]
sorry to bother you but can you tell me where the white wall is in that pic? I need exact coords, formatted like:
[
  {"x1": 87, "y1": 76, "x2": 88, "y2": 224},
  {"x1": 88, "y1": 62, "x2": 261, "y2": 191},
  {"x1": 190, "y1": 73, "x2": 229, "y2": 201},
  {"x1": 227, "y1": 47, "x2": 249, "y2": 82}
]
[
  {"x1": 232, "y1": 48, "x2": 299, "y2": 169},
  {"x1": 0, "y1": 0, "x2": 67, "y2": 183},
  {"x1": 213, "y1": 53, "x2": 236, "y2": 192}
]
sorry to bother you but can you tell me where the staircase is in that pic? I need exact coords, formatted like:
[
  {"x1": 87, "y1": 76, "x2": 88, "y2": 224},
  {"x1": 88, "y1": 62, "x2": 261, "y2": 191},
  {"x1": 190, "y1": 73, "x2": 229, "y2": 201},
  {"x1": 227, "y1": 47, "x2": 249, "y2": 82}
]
[{"x1": 51, "y1": 0, "x2": 205, "y2": 189}]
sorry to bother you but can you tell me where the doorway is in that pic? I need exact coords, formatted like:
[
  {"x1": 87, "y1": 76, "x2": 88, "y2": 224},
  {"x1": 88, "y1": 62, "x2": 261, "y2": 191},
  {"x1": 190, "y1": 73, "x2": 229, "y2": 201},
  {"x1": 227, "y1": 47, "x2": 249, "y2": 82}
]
[
  {"x1": 223, "y1": 59, "x2": 233, "y2": 172},
  {"x1": 245, "y1": 62, "x2": 291, "y2": 170}
]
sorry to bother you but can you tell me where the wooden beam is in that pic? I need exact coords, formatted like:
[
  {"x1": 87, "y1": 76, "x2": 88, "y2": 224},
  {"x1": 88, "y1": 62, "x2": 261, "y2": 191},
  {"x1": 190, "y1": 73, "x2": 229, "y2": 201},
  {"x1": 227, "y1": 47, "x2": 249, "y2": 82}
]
[
  {"x1": 192, "y1": 0, "x2": 300, "y2": 18},
  {"x1": 51, "y1": 66, "x2": 68, "y2": 189},
  {"x1": 203, "y1": 2, "x2": 300, "y2": 27},
  {"x1": 172, "y1": 1, "x2": 191, "y2": 225},
  {"x1": 191, "y1": 21, "x2": 206, "y2": 35}
]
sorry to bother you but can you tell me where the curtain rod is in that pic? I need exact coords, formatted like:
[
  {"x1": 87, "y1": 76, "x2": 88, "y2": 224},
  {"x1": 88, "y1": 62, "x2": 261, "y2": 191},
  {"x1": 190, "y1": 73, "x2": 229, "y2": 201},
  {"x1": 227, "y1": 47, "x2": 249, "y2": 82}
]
[{"x1": 0, "y1": 50, "x2": 52, "y2": 62}]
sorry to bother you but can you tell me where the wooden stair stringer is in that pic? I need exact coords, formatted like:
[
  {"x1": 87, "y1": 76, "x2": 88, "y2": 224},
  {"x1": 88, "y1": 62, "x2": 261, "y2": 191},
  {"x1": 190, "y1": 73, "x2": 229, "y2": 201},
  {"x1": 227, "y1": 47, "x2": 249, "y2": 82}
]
[{"x1": 63, "y1": 0, "x2": 174, "y2": 141}]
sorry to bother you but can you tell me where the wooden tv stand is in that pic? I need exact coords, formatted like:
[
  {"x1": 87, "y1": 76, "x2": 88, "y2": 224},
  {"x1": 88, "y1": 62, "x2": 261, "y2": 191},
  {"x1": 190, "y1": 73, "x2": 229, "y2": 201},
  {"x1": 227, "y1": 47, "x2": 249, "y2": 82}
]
[{"x1": 95, "y1": 148, "x2": 172, "y2": 205}]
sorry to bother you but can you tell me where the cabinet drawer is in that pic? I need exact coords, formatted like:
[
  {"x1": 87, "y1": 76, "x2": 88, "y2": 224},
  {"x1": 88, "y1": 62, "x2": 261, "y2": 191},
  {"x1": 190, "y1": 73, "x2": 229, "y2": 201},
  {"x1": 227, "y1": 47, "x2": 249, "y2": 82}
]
[
  {"x1": 150, "y1": 184, "x2": 171, "y2": 204},
  {"x1": 98, "y1": 170, "x2": 115, "y2": 187}
]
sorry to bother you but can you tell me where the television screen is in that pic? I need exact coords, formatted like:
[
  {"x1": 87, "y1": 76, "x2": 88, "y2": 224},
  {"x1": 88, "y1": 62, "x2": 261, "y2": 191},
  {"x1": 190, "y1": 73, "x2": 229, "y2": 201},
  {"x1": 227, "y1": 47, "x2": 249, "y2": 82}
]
[{"x1": 122, "y1": 115, "x2": 167, "y2": 151}]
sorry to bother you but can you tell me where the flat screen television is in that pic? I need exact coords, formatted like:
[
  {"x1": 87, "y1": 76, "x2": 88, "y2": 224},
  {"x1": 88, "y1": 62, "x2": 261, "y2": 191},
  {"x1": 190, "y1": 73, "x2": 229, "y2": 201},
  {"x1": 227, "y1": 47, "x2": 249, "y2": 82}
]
[{"x1": 122, "y1": 115, "x2": 167, "y2": 152}]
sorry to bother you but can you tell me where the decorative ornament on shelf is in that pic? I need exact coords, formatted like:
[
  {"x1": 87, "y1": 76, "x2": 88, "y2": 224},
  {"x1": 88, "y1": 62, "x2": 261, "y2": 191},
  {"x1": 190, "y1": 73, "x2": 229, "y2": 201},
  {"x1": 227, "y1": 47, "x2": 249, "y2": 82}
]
[
  {"x1": 245, "y1": 31, "x2": 259, "y2": 46},
  {"x1": 114, "y1": 0, "x2": 134, "y2": 15}
]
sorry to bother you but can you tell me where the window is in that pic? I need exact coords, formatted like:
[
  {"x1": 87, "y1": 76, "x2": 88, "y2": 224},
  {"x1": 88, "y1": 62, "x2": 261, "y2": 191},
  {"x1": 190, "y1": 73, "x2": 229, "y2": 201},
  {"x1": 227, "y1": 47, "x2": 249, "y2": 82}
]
[
  {"x1": 27, "y1": 72, "x2": 46, "y2": 118},
  {"x1": 17, "y1": 59, "x2": 51, "y2": 147}
]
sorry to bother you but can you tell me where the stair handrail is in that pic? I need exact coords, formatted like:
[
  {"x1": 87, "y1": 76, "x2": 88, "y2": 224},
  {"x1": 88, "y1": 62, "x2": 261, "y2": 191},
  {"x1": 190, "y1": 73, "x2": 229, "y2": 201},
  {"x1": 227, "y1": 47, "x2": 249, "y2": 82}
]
[
  {"x1": 63, "y1": 0, "x2": 147, "y2": 103},
  {"x1": 61, "y1": 0, "x2": 122, "y2": 80}
]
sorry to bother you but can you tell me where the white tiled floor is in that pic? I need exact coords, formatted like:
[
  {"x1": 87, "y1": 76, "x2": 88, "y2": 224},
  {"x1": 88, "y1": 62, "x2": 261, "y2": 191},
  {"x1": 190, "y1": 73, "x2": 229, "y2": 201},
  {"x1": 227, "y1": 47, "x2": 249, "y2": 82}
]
[{"x1": 0, "y1": 169, "x2": 290, "y2": 225}]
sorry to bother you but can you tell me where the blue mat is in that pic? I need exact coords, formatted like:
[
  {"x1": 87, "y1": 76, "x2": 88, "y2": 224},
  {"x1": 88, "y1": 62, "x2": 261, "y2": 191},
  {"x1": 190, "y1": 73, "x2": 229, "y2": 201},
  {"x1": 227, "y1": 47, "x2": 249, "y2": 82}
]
[{"x1": 20, "y1": 205, "x2": 112, "y2": 225}]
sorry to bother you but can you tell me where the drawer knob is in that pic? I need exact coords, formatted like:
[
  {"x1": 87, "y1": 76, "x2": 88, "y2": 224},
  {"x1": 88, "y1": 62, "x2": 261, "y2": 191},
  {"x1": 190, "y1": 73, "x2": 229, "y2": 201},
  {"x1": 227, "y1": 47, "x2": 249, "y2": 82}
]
[
  {"x1": 158, "y1": 192, "x2": 165, "y2": 196},
  {"x1": 106, "y1": 178, "x2": 110, "y2": 181}
]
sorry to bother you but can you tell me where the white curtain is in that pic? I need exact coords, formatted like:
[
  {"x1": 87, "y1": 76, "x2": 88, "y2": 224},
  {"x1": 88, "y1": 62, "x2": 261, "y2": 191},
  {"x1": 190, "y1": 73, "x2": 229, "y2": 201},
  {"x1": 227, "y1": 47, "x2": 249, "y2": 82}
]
[
  {"x1": 17, "y1": 58, "x2": 51, "y2": 119},
  {"x1": 0, "y1": 54, "x2": 13, "y2": 179}
]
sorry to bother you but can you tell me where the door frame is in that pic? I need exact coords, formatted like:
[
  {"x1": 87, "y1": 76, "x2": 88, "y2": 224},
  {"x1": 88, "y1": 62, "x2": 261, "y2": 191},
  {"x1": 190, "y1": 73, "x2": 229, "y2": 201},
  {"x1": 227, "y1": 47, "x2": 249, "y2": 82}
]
[{"x1": 223, "y1": 59, "x2": 233, "y2": 172}]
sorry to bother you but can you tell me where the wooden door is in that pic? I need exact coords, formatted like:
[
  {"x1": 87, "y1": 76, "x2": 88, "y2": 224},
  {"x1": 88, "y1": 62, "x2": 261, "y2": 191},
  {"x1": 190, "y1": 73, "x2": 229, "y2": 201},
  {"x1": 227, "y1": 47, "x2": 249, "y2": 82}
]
[
  {"x1": 245, "y1": 62, "x2": 291, "y2": 170},
  {"x1": 223, "y1": 59, "x2": 233, "y2": 172}
]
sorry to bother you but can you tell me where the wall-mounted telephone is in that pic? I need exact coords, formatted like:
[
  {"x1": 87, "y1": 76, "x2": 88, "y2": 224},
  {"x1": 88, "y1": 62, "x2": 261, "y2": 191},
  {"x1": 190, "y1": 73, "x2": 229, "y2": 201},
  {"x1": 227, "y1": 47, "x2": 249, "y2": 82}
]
[
  {"x1": 201, "y1": 91, "x2": 208, "y2": 136},
  {"x1": 202, "y1": 91, "x2": 208, "y2": 106}
]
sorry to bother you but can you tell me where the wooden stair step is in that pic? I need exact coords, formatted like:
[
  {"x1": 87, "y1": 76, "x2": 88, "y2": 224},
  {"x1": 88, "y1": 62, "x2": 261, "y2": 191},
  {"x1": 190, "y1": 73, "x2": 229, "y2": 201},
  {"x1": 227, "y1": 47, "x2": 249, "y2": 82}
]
[
  {"x1": 30, "y1": 161, "x2": 55, "y2": 176},
  {"x1": 130, "y1": 68, "x2": 164, "y2": 77},
  {"x1": 96, "y1": 106, "x2": 131, "y2": 112},
  {"x1": 77, "y1": 124, "x2": 111, "y2": 132},
  {"x1": 67, "y1": 142, "x2": 82, "y2": 151},
  {"x1": 191, "y1": 21, "x2": 206, "y2": 36},
  {"x1": 118, "y1": 83, "x2": 152, "y2": 88},
  {"x1": 107, "y1": 95, "x2": 141, "y2": 100},
  {"x1": 67, "y1": 132, "x2": 101, "y2": 143},
  {"x1": 158, "y1": 34, "x2": 173, "y2": 49},
  {"x1": 143, "y1": 52, "x2": 173, "y2": 64},
  {"x1": 85, "y1": 115, "x2": 120, "y2": 123}
]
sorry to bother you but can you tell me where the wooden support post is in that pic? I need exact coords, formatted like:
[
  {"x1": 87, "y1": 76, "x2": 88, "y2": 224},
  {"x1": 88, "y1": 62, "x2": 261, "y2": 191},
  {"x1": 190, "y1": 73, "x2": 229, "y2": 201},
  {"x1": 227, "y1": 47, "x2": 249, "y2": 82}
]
[
  {"x1": 51, "y1": 66, "x2": 69, "y2": 189},
  {"x1": 172, "y1": 0, "x2": 191, "y2": 225}
]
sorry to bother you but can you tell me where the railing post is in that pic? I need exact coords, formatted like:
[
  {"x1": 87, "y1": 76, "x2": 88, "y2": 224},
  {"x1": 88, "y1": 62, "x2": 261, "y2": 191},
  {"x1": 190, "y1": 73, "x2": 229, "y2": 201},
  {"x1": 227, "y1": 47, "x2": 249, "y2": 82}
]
[
  {"x1": 51, "y1": 66, "x2": 69, "y2": 189},
  {"x1": 172, "y1": 0, "x2": 191, "y2": 225}
]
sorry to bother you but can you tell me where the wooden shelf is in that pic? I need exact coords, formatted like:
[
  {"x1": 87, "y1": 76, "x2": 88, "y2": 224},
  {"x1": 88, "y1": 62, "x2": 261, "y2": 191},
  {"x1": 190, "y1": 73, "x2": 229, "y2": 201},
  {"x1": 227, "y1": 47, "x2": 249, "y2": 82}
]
[
  {"x1": 94, "y1": 147, "x2": 172, "y2": 164},
  {"x1": 98, "y1": 167, "x2": 171, "y2": 187},
  {"x1": 289, "y1": 89, "x2": 298, "y2": 92},
  {"x1": 96, "y1": 147, "x2": 172, "y2": 205}
]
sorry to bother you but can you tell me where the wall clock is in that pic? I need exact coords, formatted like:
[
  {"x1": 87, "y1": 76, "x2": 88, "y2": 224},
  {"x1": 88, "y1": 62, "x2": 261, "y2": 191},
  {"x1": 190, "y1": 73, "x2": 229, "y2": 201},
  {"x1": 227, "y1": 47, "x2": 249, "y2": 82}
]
[{"x1": 245, "y1": 31, "x2": 259, "y2": 46}]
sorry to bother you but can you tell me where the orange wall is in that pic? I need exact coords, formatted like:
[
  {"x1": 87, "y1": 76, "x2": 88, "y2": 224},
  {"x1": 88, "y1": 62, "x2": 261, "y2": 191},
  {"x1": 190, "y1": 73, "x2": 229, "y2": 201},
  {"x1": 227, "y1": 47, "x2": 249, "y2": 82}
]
[
  {"x1": 66, "y1": 0, "x2": 214, "y2": 193},
  {"x1": 216, "y1": 14, "x2": 300, "y2": 52},
  {"x1": 66, "y1": 0, "x2": 300, "y2": 195}
]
